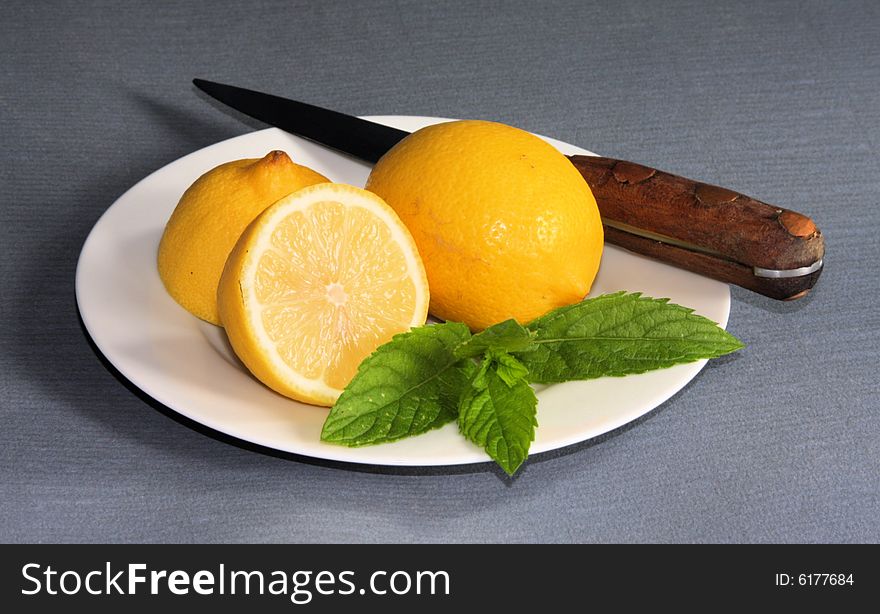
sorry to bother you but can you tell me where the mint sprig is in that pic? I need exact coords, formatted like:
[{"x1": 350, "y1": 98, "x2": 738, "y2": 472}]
[
  {"x1": 458, "y1": 351, "x2": 537, "y2": 476},
  {"x1": 454, "y1": 318, "x2": 534, "y2": 359},
  {"x1": 321, "y1": 292, "x2": 744, "y2": 474}
]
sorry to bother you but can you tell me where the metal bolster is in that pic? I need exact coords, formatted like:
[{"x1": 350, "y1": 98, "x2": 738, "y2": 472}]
[{"x1": 753, "y1": 259, "x2": 823, "y2": 279}]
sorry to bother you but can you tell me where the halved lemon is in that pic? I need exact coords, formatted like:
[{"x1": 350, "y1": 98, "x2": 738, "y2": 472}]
[{"x1": 217, "y1": 183, "x2": 429, "y2": 406}]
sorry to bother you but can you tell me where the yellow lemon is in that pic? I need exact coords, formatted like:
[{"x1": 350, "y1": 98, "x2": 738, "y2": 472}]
[
  {"x1": 158, "y1": 150, "x2": 328, "y2": 325},
  {"x1": 366, "y1": 120, "x2": 603, "y2": 331},
  {"x1": 217, "y1": 183, "x2": 429, "y2": 406}
]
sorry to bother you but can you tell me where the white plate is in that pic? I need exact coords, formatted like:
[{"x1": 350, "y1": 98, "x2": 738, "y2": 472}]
[{"x1": 76, "y1": 116, "x2": 729, "y2": 467}]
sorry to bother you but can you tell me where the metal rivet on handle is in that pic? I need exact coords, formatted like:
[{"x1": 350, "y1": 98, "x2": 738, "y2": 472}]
[
  {"x1": 778, "y1": 210, "x2": 818, "y2": 237},
  {"x1": 695, "y1": 183, "x2": 739, "y2": 206},
  {"x1": 612, "y1": 161, "x2": 656, "y2": 184}
]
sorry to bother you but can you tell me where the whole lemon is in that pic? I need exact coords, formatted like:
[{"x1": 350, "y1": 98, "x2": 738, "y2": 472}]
[
  {"x1": 366, "y1": 120, "x2": 603, "y2": 330},
  {"x1": 158, "y1": 150, "x2": 328, "y2": 325}
]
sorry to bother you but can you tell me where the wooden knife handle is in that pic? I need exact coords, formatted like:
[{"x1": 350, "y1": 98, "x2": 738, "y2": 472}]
[{"x1": 568, "y1": 155, "x2": 824, "y2": 300}]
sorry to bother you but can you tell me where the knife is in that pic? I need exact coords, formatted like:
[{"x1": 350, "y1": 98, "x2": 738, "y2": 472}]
[{"x1": 193, "y1": 78, "x2": 824, "y2": 300}]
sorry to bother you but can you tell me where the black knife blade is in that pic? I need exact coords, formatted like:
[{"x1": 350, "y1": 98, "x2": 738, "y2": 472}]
[{"x1": 193, "y1": 78, "x2": 408, "y2": 164}]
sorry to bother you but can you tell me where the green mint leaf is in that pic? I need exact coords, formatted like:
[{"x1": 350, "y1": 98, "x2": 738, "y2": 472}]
[
  {"x1": 489, "y1": 349, "x2": 530, "y2": 386},
  {"x1": 458, "y1": 353, "x2": 537, "y2": 476},
  {"x1": 321, "y1": 322, "x2": 475, "y2": 446},
  {"x1": 454, "y1": 318, "x2": 535, "y2": 359},
  {"x1": 518, "y1": 291, "x2": 745, "y2": 383}
]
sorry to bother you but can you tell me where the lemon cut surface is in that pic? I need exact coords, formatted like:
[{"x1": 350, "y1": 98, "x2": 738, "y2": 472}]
[{"x1": 218, "y1": 183, "x2": 429, "y2": 406}]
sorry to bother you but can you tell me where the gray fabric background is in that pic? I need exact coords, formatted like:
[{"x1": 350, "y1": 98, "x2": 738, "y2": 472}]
[{"x1": 2, "y1": 0, "x2": 878, "y2": 543}]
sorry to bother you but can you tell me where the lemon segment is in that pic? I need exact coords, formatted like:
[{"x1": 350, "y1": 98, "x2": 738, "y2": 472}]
[
  {"x1": 217, "y1": 183, "x2": 429, "y2": 406},
  {"x1": 158, "y1": 150, "x2": 328, "y2": 325}
]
